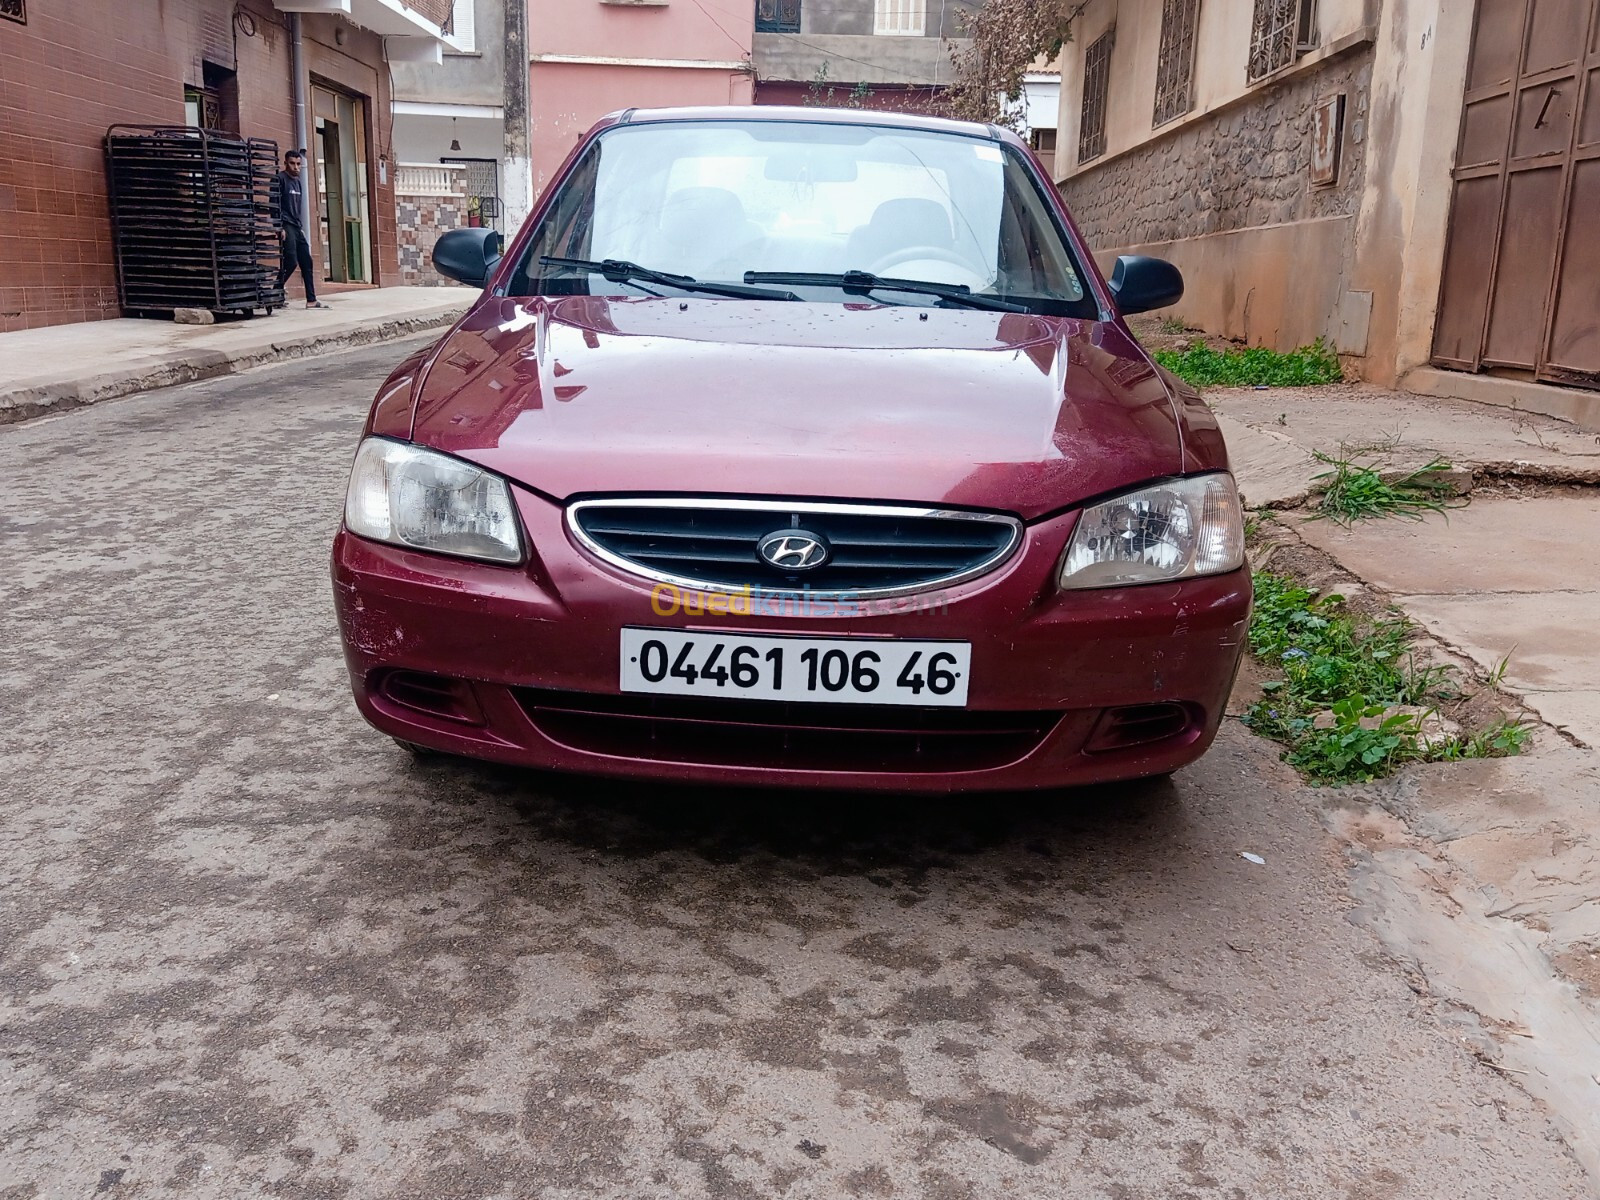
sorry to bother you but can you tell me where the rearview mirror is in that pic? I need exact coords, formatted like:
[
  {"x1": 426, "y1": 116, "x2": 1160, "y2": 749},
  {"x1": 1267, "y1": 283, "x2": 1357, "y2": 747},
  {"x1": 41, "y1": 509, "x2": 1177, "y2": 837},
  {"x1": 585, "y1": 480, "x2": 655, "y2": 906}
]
[
  {"x1": 433, "y1": 228, "x2": 504, "y2": 288},
  {"x1": 1108, "y1": 255, "x2": 1184, "y2": 316},
  {"x1": 764, "y1": 148, "x2": 859, "y2": 183}
]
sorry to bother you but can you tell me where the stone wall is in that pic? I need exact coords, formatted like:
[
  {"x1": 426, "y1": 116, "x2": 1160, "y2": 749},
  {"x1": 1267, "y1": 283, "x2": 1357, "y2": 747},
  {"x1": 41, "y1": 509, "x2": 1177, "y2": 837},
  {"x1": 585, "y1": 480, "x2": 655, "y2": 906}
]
[
  {"x1": 1059, "y1": 50, "x2": 1374, "y2": 251},
  {"x1": 396, "y1": 165, "x2": 470, "y2": 288}
]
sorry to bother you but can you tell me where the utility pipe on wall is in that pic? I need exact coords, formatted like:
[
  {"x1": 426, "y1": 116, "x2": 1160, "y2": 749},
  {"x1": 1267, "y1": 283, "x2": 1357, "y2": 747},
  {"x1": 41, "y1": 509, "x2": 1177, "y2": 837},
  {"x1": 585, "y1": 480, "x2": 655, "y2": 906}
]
[
  {"x1": 290, "y1": 12, "x2": 311, "y2": 230},
  {"x1": 502, "y1": 0, "x2": 534, "y2": 231}
]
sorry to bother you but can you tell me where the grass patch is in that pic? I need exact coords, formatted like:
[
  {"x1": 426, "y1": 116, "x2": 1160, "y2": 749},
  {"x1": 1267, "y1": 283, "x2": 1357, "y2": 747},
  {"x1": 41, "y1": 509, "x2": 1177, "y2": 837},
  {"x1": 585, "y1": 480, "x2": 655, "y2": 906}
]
[
  {"x1": 1243, "y1": 570, "x2": 1530, "y2": 784},
  {"x1": 1154, "y1": 338, "x2": 1343, "y2": 388},
  {"x1": 1312, "y1": 451, "x2": 1461, "y2": 525}
]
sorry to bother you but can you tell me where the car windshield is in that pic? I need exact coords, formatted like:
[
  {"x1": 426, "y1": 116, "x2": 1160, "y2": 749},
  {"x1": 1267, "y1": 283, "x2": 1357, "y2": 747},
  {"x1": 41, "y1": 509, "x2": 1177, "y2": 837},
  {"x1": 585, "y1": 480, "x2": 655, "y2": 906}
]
[{"x1": 509, "y1": 119, "x2": 1098, "y2": 318}]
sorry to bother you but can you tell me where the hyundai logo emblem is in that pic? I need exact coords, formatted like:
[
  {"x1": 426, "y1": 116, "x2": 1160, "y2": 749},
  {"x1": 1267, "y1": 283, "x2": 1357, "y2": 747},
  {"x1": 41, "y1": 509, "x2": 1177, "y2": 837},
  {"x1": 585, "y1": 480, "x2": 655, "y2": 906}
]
[{"x1": 757, "y1": 529, "x2": 831, "y2": 572}]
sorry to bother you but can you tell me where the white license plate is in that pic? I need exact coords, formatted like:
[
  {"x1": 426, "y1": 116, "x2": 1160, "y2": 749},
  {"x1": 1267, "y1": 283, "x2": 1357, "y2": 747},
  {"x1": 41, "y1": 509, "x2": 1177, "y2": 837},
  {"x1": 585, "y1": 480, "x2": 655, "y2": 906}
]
[{"x1": 620, "y1": 628, "x2": 971, "y2": 707}]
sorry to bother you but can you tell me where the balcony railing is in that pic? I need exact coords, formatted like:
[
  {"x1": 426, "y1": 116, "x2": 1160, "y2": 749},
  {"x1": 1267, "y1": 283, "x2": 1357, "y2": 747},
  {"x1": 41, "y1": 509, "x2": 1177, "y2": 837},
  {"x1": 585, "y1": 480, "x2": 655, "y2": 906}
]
[
  {"x1": 395, "y1": 162, "x2": 465, "y2": 197},
  {"x1": 756, "y1": 0, "x2": 800, "y2": 33}
]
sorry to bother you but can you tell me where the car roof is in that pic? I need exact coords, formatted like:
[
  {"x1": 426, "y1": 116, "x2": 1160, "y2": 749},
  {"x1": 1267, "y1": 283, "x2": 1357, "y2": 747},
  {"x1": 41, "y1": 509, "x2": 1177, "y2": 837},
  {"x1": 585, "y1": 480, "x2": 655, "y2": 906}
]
[{"x1": 600, "y1": 104, "x2": 1016, "y2": 146}]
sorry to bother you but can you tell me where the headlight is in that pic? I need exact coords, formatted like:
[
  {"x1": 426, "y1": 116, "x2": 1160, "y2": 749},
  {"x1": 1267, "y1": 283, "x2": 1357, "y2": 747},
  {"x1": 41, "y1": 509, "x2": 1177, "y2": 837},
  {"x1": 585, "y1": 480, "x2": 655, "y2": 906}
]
[
  {"x1": 1059, "y1": 473, "x2": 1244, "y2": 590},
  {"x1": 344, "y1": 437, "x2": 524, "y2": 565}
]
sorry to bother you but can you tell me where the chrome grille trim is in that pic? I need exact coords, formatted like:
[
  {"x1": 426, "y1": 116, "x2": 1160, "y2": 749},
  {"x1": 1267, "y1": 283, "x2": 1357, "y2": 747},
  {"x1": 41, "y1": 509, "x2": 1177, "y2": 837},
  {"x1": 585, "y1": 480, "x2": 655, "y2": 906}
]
[{"x1": 566, "y1": 497, "x2": 1024, "y2": 600}]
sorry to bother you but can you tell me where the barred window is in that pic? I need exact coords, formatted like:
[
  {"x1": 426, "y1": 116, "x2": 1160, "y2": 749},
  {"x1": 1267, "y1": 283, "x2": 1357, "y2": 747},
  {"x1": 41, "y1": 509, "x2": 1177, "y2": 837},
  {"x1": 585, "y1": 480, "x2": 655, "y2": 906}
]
[
  {"x1": 0, "y1": 0, "x2": 24, "y2": 24},
  {"x1": 1249, "y1": 0, "x2": 1317, "y2": 82},
  {"x1": 1153, "y1": 0, "x2": 1201, "y2": 127},
  {"x1": 1078, "y1": 28, "x2": 1115, "y2": 165},
  {"x1": 757, "y1": 0, "x2": 801, "y2": 34}
]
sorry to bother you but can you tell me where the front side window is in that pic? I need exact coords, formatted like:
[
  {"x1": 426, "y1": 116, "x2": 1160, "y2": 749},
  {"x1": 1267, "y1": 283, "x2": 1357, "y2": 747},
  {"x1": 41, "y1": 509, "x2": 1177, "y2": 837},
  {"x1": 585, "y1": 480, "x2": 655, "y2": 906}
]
[{"x1": 510, "y1": 120, "x2": 1095, "y2": 318}]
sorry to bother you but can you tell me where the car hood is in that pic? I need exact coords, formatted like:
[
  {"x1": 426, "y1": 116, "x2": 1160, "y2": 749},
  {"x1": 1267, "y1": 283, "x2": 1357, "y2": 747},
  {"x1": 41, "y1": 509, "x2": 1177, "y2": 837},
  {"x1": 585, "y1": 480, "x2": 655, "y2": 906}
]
[{"x1": 408, "y1": 296, "x2": 1187, "y2": 521}]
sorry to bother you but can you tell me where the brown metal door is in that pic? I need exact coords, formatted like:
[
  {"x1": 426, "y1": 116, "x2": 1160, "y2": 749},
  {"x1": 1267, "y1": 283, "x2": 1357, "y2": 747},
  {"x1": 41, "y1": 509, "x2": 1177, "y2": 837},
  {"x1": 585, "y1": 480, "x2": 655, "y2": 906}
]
[
  {"x1": 1433, "y1": 0, "x2": 1600, "y2": 387},
  {"x1": 1546, "y1": 6, "x2": 1600, "y2": 382}
]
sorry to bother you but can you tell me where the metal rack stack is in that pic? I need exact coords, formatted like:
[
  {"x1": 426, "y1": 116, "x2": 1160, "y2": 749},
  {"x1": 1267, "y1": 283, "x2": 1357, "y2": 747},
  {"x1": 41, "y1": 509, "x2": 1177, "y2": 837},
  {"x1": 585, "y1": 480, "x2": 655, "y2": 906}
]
[{"x1": 105, "y1": 126, "x2": 286, "y2": 318}]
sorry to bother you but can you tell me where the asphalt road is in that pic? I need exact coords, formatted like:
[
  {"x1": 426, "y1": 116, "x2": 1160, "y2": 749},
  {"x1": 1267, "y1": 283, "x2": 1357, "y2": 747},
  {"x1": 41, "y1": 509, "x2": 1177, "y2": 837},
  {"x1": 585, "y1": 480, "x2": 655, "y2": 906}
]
[{"x1": 1, "y1": 339, "x2": 1589, "y2": 1199}]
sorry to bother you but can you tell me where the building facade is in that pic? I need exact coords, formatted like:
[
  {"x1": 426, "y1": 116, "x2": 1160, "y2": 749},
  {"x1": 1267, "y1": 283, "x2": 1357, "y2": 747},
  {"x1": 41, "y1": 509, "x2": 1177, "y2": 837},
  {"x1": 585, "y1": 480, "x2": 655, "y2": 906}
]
[
  {"x1": 751, "y1": 0, "x2": 977, "y2": 110},
  {"x1": 391, "y1": 0, "x2": 512, "y2": 233},
  {"x1": 1006, "y1": 65, "x2": 1064, "y2": 177},
  {"x1": 0, "y1": 0, "x2": 448, "y2": 330},
  {"x1": 1053, "y1": 0, "x2": 1600, "y2": 424},
  {"x1": 524, "y1": 0, "x2": 756, "y2": 201}
]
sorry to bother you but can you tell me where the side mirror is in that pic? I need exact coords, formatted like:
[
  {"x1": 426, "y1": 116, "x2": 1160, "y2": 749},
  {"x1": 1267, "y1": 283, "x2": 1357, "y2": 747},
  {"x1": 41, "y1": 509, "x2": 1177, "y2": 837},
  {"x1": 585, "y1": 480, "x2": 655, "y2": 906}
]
[
  {"x1": 1108, "y1": 255, "x2": 1184, "y2": 316},
  {"x1": 433, "y1": 228, "x2": 503, "y2": 288}
]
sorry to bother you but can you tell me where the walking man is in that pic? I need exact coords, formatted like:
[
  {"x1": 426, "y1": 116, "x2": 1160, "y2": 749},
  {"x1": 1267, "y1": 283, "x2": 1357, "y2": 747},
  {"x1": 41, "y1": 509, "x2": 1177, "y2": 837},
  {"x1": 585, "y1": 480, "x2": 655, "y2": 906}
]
[{"x1": 273, "y1": 150, "x2": 328, "y2": 310}]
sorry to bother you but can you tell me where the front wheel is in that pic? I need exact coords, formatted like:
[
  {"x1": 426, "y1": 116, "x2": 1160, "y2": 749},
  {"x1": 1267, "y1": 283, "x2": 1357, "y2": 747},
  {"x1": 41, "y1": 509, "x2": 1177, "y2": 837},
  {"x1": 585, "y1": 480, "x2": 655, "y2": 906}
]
[{"x1": 393, "y1": 738, "x2": 442, "y2": 759}]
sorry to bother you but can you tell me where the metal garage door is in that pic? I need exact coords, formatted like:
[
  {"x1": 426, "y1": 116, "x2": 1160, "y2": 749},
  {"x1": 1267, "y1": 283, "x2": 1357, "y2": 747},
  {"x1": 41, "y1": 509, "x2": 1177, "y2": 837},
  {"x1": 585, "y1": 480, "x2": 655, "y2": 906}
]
[{"x1": 1433, "y1": 0, "x2": 1600, "y2": 388}]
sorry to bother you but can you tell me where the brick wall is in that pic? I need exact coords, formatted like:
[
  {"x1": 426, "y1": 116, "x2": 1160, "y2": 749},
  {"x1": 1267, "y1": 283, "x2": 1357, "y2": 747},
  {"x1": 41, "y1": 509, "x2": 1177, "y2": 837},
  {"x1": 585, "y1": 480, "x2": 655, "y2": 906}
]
[
  {"x1": 1058, "y1": 52, "x2": 1374, "y2": 251},
  {"x1": 400, "y1": 0, "x2": 452, "y2": 28},
  {"x1": 0, "y1": 0, "x2": 402, "y2": 331},
  {"x1": 396, "y1": 164, "x2": 470, "y2": 287}
]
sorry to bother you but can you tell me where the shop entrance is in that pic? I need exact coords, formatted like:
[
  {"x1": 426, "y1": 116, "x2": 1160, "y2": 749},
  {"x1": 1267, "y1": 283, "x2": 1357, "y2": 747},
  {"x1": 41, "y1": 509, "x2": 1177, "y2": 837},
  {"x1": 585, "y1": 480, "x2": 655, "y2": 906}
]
[{"x1": 312, "y1": 84, "x2": 373, "y2": 284}]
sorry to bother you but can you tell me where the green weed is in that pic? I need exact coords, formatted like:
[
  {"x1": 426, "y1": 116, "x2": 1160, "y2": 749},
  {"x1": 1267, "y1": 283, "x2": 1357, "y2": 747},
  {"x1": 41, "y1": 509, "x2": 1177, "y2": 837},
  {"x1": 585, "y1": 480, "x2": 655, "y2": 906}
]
[
  {"x1": 804, "y1": 62, "x2": 872, "y2": 108},
  {"x1": 1246, "y1": 573, "x2": 1427, "y2": 705},
  {"x1": 1243, "y1": 571, "x2": 1526, "y2": 784},
  {"x1": 1484, "y1": 651, "x2": 1514, "y2": 690},
  {"x1": 1428, "y1": 719, "x2": 1533, "y2": 762},
  {"x1": 1311, "y1": 452, "x2": 1461, "y2": 525},
  {"x1": 1153, "y1": 338, "x2": 1343, "y2": 388},
  {"x1": 1284, "y1": 696, "x2": 1424, "y2": 783}
]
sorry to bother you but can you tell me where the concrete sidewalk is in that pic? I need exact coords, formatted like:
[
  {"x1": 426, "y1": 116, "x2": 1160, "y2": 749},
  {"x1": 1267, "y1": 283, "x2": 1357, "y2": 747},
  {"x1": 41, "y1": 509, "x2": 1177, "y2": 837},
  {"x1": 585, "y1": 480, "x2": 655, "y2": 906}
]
[
  {"x1": 0, "y1": 287, "x2": 471, "y2": 425},
  {"x1": 1222, "y1": 382, "x2": 1600, "y2": 747},
  {"x1": 1214, "y1": 381, "x2": 1600, "y2": 509}
]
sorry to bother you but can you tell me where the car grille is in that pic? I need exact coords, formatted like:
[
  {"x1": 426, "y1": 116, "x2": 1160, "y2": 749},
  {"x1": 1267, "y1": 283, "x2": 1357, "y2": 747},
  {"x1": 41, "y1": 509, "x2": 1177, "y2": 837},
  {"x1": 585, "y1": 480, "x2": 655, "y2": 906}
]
[
  {"x1": 567, "y1": 499, "x2": 1022, "y2": 598},
  {"x1": 516, "y1": 689, "x2": 1061, "y2": 774}
]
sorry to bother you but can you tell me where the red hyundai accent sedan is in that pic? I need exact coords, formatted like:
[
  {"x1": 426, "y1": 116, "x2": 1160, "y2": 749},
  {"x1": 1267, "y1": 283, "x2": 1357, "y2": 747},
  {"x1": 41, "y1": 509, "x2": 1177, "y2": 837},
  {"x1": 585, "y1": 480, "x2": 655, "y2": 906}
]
[{"x1": 331, "y1": 107, "x2": 1249, "y2": 792}]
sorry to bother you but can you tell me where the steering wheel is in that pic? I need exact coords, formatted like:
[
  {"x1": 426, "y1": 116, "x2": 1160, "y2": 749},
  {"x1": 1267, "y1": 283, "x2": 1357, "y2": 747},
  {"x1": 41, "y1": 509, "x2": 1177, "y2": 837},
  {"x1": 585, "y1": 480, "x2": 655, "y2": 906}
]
[{"x1": 866, "y1": 246, "x2": 979, "y2": 277}]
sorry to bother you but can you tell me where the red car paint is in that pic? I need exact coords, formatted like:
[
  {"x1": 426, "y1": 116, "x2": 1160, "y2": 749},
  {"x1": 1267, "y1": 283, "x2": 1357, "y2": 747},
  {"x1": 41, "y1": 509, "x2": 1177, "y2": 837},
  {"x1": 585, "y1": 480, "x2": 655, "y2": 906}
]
[{"x1": 332, "y1": 108, "x2": 1250, "y2": 793}]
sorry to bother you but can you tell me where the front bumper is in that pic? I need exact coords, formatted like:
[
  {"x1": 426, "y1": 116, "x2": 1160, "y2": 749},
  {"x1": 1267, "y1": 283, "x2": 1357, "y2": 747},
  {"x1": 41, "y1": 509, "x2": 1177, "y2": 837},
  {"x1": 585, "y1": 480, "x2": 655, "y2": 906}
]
[{"x1": 331, "y1": 489, "x2": 1251, "y2": 793}]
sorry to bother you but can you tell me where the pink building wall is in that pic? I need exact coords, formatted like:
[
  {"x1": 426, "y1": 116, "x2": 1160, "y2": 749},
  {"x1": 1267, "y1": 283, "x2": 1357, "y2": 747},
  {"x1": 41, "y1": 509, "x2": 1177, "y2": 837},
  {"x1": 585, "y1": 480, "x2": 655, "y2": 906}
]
[{"x1": 528, "y1": 1, "x2": 755, "y2": 199}]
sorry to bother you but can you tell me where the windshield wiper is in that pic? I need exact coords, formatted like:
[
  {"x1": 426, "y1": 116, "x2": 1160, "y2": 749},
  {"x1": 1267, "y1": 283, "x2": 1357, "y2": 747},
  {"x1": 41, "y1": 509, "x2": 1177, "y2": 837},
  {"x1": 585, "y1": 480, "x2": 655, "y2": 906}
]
[
  {"x1": 540, "y1": 257, "x2": 800, "y2": 302},
  {"x1": 742, "y1": 270, "x2": 1030, "y2": 313}
]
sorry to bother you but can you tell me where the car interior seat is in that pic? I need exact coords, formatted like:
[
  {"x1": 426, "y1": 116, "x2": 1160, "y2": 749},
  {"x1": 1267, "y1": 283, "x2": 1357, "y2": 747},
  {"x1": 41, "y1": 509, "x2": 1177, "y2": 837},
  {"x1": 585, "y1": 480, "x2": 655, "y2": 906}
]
[
  {"x1": 844, "y1": 198, "x2": 956, "y2": 272},
  {"x1": 655, "y1": 187, "x2": 766, "y2": 279}
]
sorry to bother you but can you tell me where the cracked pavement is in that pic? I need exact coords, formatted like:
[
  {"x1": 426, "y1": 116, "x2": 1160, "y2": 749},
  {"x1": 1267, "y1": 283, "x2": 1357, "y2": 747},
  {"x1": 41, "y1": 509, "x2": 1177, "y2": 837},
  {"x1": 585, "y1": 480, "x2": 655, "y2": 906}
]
[{"x1": 1, "y1": 339, "x2": 1592, "y2": 1198}]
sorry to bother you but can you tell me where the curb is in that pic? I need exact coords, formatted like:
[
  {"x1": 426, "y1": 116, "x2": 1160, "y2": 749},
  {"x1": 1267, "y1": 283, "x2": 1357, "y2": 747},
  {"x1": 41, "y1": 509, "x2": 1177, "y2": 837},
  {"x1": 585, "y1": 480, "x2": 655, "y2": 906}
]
[
  {"x1": 0, "y1": 309, "x2": 465, "y2": 426},
  {"x1": 1249, "y1": 461, "x2": 1600, "y2": 512}
]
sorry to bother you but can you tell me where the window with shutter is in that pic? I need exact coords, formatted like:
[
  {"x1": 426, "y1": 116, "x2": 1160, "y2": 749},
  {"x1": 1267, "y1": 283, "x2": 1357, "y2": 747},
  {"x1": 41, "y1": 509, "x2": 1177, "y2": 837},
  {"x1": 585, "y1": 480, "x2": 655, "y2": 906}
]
[
  {"x1": 874, "y1": 0, "x2": 926, "y2": 36},
  {"x1": 444, "y1": 0, "x2": 476, "y2": 53}
]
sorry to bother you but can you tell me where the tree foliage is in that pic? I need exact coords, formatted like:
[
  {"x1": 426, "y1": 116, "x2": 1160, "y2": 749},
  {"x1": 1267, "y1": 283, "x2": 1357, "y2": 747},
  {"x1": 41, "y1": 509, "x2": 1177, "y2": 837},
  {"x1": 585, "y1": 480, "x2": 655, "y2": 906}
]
[
  {"x1": 941, "y1": 0, "x2": 1088, "y2": 128},
  {"x1": 805, "y1": 62, "x2": 872, "y2": 109}
]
